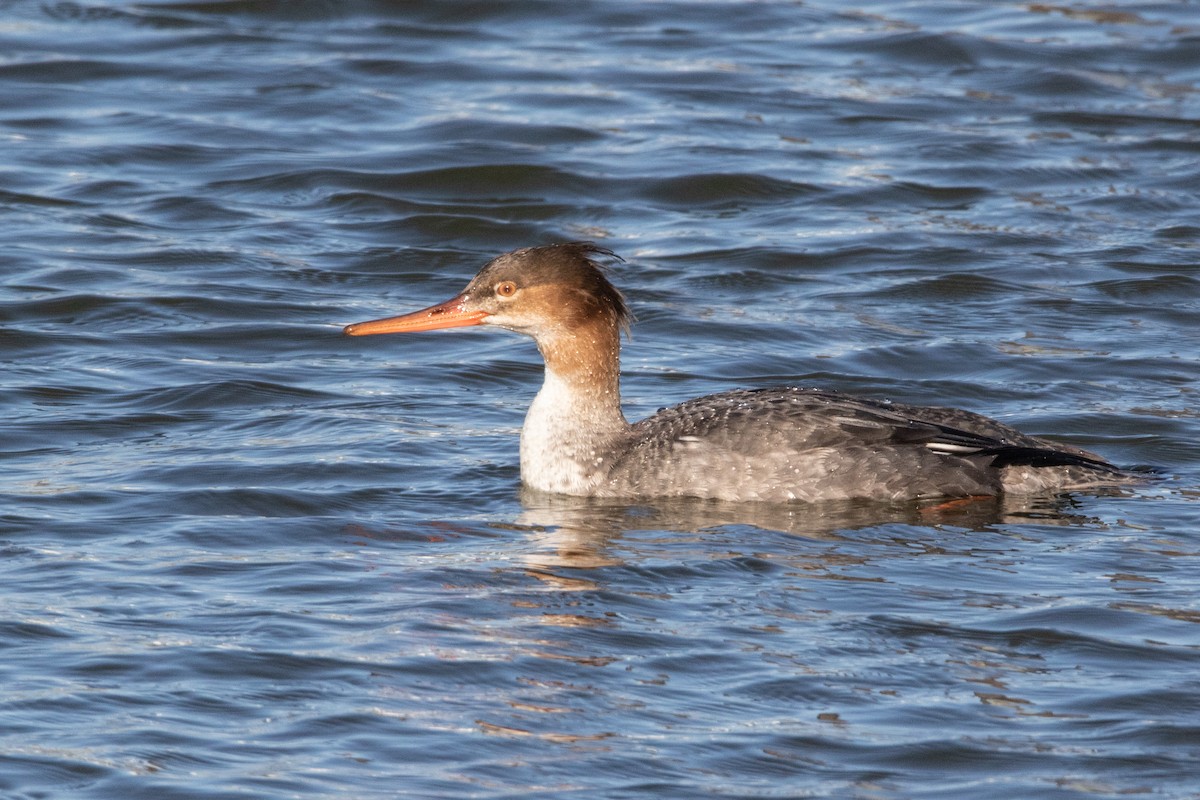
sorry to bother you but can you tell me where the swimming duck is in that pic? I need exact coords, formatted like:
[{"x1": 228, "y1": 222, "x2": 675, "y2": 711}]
[{"x1": 345, "y1": 243, "x2": 1133, "y2": 503}]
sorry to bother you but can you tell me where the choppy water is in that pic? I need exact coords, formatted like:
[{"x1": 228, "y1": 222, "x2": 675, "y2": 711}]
[{"x1": 2, "y1": 1, "x2": 1199, "y2": 797}]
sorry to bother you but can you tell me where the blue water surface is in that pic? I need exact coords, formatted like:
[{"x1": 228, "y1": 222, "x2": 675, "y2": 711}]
[{"x1": 2, "y1": 1, "x2": 1199, "y2": 797}]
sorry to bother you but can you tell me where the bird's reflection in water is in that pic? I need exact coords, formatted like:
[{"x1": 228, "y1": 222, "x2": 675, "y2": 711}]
[{"x1": 514, "y1": 487, "x2": 1121, "y2": 575}]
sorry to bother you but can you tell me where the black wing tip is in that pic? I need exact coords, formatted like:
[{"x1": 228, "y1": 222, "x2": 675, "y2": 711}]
[{"x1": 983, "y1": 445, "x2": 1123, "y2": 473}]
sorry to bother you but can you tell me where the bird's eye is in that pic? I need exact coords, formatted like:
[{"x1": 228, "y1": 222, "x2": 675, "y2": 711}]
[{"x1": 496, "y1": 281, "x2": 518, "y2": 298}]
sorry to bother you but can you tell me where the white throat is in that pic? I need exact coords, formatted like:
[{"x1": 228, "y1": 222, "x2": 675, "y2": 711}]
[{"x1": 519, "y1": 367, "x2": 628, "y2": 495}]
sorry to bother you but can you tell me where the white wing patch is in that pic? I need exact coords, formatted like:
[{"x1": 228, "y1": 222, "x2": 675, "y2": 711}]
[{"x1": 925, "y1": 442, "x2": 985, "y2": 455}]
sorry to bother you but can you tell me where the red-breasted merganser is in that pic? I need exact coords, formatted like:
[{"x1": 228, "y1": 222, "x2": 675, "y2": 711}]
[{"x1": 344, "y1": 243, "x2": 1134, "y2": 503}]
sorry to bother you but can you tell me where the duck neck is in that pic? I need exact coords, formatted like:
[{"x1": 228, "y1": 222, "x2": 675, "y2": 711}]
[{"x1": 520, "y1": 315, "x2": 630, "y2": 494}]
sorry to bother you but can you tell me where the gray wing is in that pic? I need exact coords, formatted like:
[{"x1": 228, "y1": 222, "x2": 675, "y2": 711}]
[
  {"x1": 606, "y1": 388, "x2": 1120, "y2": 501},
  {"x1": 630, "y1": 387, "x2": 1113, "y2": 467}
]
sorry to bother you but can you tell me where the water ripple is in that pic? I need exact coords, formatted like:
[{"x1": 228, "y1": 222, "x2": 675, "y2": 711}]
[{"x1": 1, "y1": 2, "x2": 1198, "y2": 798}]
